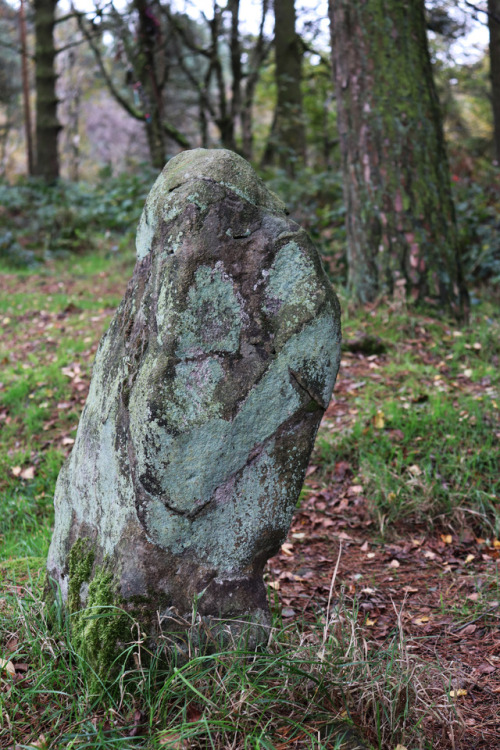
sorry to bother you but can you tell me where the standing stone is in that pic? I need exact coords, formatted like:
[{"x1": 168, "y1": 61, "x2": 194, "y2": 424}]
[{"x1": 46, "y1": 149, "x2": 341, "y2": 672}]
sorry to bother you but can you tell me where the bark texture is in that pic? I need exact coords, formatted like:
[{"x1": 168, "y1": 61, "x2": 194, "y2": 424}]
[
  {"x1": 329, "y1": 0, "x2": 467, "y2": 316},
  {"x1": 488, "y1": 0, "x2": 500, "y2": 163},
  {"x1": 34, "y1": 0, "x2": 60, "y2": 181},
  {"x1": 273, "y1": 0, "x2": 306, "y2": 173},
  {"x1": 46, "y1": 149, "x2": 341, "y2": 675}
]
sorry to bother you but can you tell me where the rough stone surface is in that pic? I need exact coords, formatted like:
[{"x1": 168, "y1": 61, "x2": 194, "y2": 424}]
[{"x1": 46, "y1": 148, "x2": 341, "y2": 665}]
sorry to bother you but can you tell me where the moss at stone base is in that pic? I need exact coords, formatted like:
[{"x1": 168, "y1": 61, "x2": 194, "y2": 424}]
[
  {"x1": 68, "y1": 538, "x2": 95, "y2": 614},
  {"x1": 71, "y1": 565, "x2": 131, "y2": 683}
]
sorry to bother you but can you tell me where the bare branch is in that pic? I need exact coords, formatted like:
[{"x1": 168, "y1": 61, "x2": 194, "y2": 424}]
[
  {"x1": 74, "y1": 7, "x2": 144, "y2": 121},
  {"x1": 463, "y1": 0, "x2": 500, "y2": 24}
]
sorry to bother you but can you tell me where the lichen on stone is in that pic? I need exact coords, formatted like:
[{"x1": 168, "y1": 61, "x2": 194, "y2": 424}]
[
  {"x1": 176, "y1": 263, "x2": 244, "y2": 357},
  {"x1": 46, "y1": 148, "x2": 341, "y2": 666}
]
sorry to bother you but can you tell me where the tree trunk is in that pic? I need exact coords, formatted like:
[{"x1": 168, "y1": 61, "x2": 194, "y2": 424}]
[
  {"x1": 135, "y1": 0, "x2": 166, "y2": 169},
  {"x1": 33, "y1": 0, "x2": 60, "y2": 181},
  {"x1": 329, "y1": 0, "x2": 468, "y2": 318},
  {"x1": 488, "y1": 0, "x2": 500, "y2": 163},
  {"x1": 19, "y1": 0, "x2": 34, "y2": 175},
  {"x1": 273, "y1": 0, "x2": 305, "y2": 174}
]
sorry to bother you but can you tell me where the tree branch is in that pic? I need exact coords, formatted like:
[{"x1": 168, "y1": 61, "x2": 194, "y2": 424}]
[
  {"x1": 75, "y1": 8, "x2": 144, "y2": 121},
  {"x1": 463, "y1": 0, "x2": 500, "y2": 24}
]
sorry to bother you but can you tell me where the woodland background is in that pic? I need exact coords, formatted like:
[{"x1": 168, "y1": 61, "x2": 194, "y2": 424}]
[{"x1": 0, "y1": 1, "x2": 500, "y2": 749}]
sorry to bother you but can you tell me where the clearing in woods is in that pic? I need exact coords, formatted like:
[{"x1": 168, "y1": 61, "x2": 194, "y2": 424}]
[{"x1": 0, "y1": 254, "x2": 499, "y2": 749}]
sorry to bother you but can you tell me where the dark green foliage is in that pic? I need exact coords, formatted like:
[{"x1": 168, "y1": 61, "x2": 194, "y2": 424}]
[
  {"x1": 0, "y1": 170, "x2": 157, "y2": 267},
  {"x1": 262, "y1": 166, "x2": 346, "y2": 281},
  {"x1": 453, "y1": 169, "x2": 500, "y2": 285}
]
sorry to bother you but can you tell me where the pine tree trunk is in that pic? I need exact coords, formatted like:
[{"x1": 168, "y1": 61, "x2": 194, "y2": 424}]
[
  {"x1": 488, "y1": 0, "x2": 500, "y2": 163},
  {"x1": 33, "y1": 0, "x2": 60, "y2": 181},
  {"x1": 273, "y1": 0, "x2": 305, "y2": 174},
  {"x1": 329, "y1": 0, "x2": 467, "y2": 317}
]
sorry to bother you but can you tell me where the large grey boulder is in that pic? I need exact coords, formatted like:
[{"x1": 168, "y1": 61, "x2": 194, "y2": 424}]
[{"x1": 46, "y1": 149, "x2": 341, "y2": 671}]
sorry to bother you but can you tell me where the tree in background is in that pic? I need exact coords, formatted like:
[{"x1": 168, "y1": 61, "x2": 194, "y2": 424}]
[
  {"x1": 33, "y1": 0, "x2": 61, "y2": 181},
  {"x1": 77, "y1": 0, "x2": 190, "y2": 169},
  {"x1": 165, "y1": 0, "x2": 271, "y2": 158},
  {"x1": 0, "y1": 0, "x2": 22, "y2": 174},
  {"x1": 273, "y1": 0, "x2": 306, "y2": 174},
  {"x1": 329, "y1": 0, "x2": 468, "y2": 317},
  {"x1": 488, "y1": 0, "x2": 500, "y2": 162}
]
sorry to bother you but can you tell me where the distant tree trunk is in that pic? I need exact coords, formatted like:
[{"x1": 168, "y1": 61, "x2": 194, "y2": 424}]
[
  {"x1": 19, "y1": 0, "x2": 34, "y2": 175},
  {"x1": 329, "y1": 0, "x2": 468, "y2": 318},
  {"x1": 135, "y1": 0, "x2": 167, "y2": 169},
  {"x1": 273, "y1": 0, "x2": 305, "y2": 174},
  {"x1": 33, "y1": 0, "x2": 60, "y2": 181},
  {"x1": 488, "y1": 0, "x2": 500, "y2": 163}
]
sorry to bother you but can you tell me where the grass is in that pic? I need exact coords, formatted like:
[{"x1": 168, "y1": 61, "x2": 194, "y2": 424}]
[
  {"x1": 0, "y1": 561, "x2": 456, "y2": 750},
  {"x1": 315, "y1": 296, "x2": 500, "y2": 538},
  {"x1": 1, "y1": 252, "x2": 499, "y2": 748}
]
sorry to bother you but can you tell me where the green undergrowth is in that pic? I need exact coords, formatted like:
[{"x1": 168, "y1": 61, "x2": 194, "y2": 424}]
[
  {"x1": 317, "y1": 299, "x2": 500, "y2": 536},
  {"x1": 0, "y1": 251, "x2": 135, "y2": 562},
  {"x1": 0, "y1": 171, "x2": 156, "y2": 268},
  {"x1": 0, "y1": 577, "x2": 456, "y2": 749}
]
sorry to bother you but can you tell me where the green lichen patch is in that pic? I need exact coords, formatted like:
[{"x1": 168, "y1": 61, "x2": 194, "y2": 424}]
[{"x1": 176, "y1": 264, "x2": 243, "y2": 357}]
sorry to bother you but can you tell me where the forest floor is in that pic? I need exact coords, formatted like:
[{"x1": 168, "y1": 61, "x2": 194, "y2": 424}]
[{"x1": 0, "y1": 252, "x2": 499, "y2": 750}]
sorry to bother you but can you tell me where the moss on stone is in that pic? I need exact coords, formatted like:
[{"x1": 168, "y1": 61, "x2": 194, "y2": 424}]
[
  {"x1": 68, "y1": 538, "x2": 95, "y2": 614},
  {"x1": 71, "y1": 565, "x2": 130, "y2": 681}
]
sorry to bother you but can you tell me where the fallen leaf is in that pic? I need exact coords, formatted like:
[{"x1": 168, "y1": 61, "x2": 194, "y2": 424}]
[
  {"x1": 347, "y1": 484, "x2": 363, "y2": 496},
  {"x1": 493, "y1": 539, "x2": 500, "y2": 549},
  {"x1": 413, "y1": 616, "x2": 430, "y2": 625},
  {"x1": 11, "y1": 466, "x2": 22, "y2": 477},
  {"x1": 159, "y1": 731, "x2": 188, "y2": 748},
  {"x1": 20, "y1": 466, "x2": 35, "y2": 480},
  {"x1": 0, "y1": 657, "x2": 16, "y2": 676},
  {"x1": 281, "y1": 543, "x2": 294, "y2": 556},
  {"x1": 394, "y1": 745, "x2": 408, "y2": 750},
  {"x1": 360, "y1": 541, "x2": 369, "y2": 552},
  {"x1": 388, "y1": 559, "x2": 400, "y2": 569},
  {"x1": 305, "y1": 465, "x2": 317, "y2": 477},
  {"x1": 129, "y1": 709, "x2": 146, "y2": 738},
  {"x1": 29, "y1": 735, "x2": 47, "y2": 748},
  {"x1": 464, "y1": 554, "x2": 475, "y2": 564},
  {"x1": 373, "y1": 410, "x2": 385, "y2": 429},
  {"x1": 460, "y1": 623, "x2": 477, "y2": 635},
  {"x1": 466, "y1": 593, "x2": 479, "y2": 602},
  {"x1": 268, "y1": 581, "x2": 280, "y2": 591},
  {"x1": 365, "y1": 618, "x2": 377, "y2": 626},
  {"x1": 282, "y1": 607, "x2": 296, "y2": 618},
  {"x1": 336, "y1": 531, "x2": 352, "y2": 541},
  {"x1": 441, "y1": 534, "x2": 452, "y2": 544},
  {"x1": 62, "y1": 437, "x2": 75, "y2": 446},
  {"x1": 476, "y1": 663, "x2": 495, "y2": 675},
  {"x1": 449, "y1": 689, "x2": 467, "y2": 698},
  {"x1": 186, "y1": 703, "x2": 202, "y2": 723},
  {"x1": 409, "y1": 464, "x2": 422, "y2": 477},
  {"x1": 463, "y1": 368, "x2": 472, "y2": 378}
]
